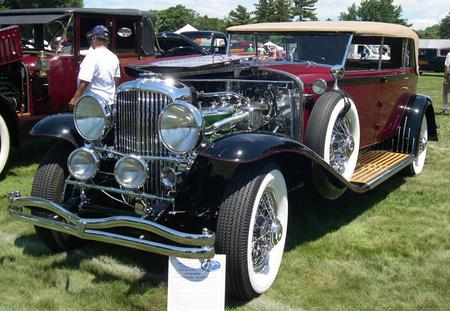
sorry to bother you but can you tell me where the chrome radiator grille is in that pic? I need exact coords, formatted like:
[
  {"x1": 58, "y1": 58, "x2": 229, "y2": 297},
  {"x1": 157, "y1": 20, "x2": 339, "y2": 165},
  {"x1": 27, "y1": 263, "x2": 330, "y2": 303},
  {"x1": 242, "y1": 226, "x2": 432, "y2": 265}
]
[
  {"x1": 115, "y1": 90, "x2": 172, "y2": 156},
  {"x1": 115, "y1": 89, "x2": 172, "y2": 196}
]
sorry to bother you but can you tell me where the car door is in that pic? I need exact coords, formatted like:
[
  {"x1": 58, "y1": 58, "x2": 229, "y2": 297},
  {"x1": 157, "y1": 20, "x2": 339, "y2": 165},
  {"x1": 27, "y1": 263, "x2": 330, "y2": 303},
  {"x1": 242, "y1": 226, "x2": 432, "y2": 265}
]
[
  {"x1": 375, "y1": 38, "x2": 417, "y2": 144},
  {"x1": 342, "y1": 36, "x2": 384, "y2": 148}
]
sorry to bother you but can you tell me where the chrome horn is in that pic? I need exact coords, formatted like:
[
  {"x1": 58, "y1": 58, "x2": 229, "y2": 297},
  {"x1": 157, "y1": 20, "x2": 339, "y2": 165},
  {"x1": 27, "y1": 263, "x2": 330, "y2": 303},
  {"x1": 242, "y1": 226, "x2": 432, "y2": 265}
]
[{"x1": 331, "y1": 65, "x2": 345, "y2": 91}]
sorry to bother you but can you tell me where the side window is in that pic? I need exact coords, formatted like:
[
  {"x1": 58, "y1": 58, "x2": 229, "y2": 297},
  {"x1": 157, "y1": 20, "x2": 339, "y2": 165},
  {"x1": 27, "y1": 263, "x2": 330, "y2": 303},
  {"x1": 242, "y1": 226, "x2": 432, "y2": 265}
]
[
  {"x1": 345, "y1": 36, "x2": 383, "y2": 71},
  {"x1": 403, "y1": 38, "x2": 415, "y2": 68},
  {"x1": 79, "y1": 16, "x2": 108, "y2": 54},
  {"x1": 380, "y1": 37, "x2": 402, "y2": 69},
  {"x1": 115, "y1": 18, "x2": 138, "y2": 53},
  {"x1": 441, "y1": 49, "x2": 450, "y2": 57}
]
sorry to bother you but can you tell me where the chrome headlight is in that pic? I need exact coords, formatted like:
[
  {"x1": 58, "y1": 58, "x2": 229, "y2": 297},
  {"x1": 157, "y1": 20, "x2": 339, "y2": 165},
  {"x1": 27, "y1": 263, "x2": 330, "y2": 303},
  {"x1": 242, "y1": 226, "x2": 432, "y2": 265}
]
[
  {"x1": 158, "y1": 101, "x2": 203, "y2": 154},
  {"x1": 67, "y1": 148, "x2": 99, "y2": 181},
  {"x1": 74, "y1": 94, "x2": 111, "y2": 141},
  {"x1": 114, "y1": 156, "x2": 148, "y2": 189},
  {"x1": 312, "y1": 79, "x2": 327, "y2": 95}
]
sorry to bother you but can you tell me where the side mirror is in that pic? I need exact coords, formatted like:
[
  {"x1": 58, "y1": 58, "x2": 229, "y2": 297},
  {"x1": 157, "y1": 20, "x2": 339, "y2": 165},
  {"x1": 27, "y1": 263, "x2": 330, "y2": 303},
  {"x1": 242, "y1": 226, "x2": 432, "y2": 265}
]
[{"x1": 331, "y1": 65, "x2": 345, "y2": 90}]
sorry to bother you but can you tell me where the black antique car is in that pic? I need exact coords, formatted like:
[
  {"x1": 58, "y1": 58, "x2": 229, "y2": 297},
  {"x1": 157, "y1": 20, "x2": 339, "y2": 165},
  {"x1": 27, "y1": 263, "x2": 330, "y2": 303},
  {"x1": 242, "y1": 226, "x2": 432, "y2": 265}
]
[
  {"x1": 181, "y1": 30, "x2": 227, "y2": 54},
  {"x1": 8, "y1": 21, "x2": 437, "y2": 300},
  {"x1": 418, "y1": 39, "x2": 450, "y2": 73},
  {"x1": 156, "y1": 32, "x2": 209, "y2": 57}
]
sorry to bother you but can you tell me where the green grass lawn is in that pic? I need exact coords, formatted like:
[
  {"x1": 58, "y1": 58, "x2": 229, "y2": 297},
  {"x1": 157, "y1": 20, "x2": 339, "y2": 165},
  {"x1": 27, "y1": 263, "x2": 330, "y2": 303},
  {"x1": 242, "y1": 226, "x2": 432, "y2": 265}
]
[{"x1": 1, "y1": 73, "x2": 449, "y2": 310}]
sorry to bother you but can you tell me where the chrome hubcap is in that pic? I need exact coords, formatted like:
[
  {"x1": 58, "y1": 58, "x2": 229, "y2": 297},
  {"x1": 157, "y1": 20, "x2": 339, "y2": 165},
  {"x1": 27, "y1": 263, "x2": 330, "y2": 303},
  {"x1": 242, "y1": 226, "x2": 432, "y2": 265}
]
[
  {"x1": 330, "y1": 115, "x2": 354, "y2": 174},
  {"x1": 252, "y1": 191, "x2": 281, "y2": 273},
  {"x1": 418, "y1": 136, "x2": 427, "y2": 154}
]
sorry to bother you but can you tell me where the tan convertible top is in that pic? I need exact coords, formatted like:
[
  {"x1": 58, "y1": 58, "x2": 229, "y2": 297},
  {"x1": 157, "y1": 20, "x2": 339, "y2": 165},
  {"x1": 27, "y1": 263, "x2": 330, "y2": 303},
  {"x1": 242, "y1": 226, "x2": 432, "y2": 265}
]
[
  {"x1": 228, "y1": 21, "x2": 419, "y2": 72},
  {"x1": 228, "y1": 21, "x2": 417, "y2": 39}
]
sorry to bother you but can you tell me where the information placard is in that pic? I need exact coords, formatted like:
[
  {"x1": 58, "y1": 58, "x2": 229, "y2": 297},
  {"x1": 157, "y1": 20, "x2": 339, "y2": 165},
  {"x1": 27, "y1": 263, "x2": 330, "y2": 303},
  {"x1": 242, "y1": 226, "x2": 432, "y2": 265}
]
[{"x1": 167, "y1": 255, "x2": 226, "y2": 311}]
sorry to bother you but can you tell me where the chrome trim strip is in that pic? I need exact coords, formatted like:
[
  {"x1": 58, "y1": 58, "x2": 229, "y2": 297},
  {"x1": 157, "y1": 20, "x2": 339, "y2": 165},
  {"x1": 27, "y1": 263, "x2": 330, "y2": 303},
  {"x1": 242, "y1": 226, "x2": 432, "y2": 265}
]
[
  {"x1": 65, "y1": 180, "x2": 174, "y2": 202},
  {"x1": 364, "y1": 154, "x2": 414, "y2": 189},
  {"x1": 8, "y1": 194, "x2": 215, "y2": 259},
  {"x1": 94, "y1": 147, "x2": 182, "y2": 162}
]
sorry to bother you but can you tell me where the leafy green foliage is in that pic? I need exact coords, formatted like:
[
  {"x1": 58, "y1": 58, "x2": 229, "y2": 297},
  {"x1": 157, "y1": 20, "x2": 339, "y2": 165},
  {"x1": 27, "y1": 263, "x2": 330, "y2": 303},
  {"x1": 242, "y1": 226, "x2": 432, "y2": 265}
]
[
  {"x1": 1, "y1": 0, "x2": 83, "y2": 8},
  {"x1": 227, "y1": 5, "x2": 254, "y2": 26},
  {"x1": 291, "y1": 0, "x2": 318, "y2": 21},
  {"x1": 154, "y1": 5, "x2": 199, "y2": 33},
  {"x1": 339, "y1": 0, "x2": 409, "y2": 26},
  {"x1": 415, "y1": 25, "x2": 441, "y2": 39},
  {"x1": 440, "y1": 13, "x2": 450, "y2": 39},
  {"x1": 254, "y1": 0, "x2": 293, "y2": 23},
  {"x1": 195, "y1": 16, "x2": 227, "y2": 33}
]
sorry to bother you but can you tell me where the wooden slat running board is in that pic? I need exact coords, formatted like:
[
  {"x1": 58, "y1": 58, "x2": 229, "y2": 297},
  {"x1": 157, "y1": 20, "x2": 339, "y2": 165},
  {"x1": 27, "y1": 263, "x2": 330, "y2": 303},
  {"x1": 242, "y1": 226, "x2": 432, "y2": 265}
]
[{"x1": 351, "y1": 151, "x2": 410, "y2": 184}]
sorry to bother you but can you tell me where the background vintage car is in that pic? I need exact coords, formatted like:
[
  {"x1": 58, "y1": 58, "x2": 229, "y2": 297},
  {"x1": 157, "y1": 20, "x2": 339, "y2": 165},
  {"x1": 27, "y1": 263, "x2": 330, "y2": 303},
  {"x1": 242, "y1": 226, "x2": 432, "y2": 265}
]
[
  {"x1": 8, "y1": 21, "x2": 438, "y2": 301},
  {"x1": 0, "y1": 8, "x2": 160, "y2": 175},
  {"x1": 419, "y1": 39, "x2": 450, "y2": 73}
]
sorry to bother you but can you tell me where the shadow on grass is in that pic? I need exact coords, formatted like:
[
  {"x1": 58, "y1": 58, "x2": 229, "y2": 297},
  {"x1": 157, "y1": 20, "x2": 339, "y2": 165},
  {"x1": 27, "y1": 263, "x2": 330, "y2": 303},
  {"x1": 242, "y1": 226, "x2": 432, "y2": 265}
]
[
  {"x1": 420, "y1": 72, "x2": 444, "y2": 78},
  {"x1": 285, "y1": 173, "x2": 407, "y2": 251},
  {"x1": 14, "y1": 234, "x2": 167, "y2": 295},
  {"x1": 12, "y1": 167, "x2": 408, "y2": 306}
]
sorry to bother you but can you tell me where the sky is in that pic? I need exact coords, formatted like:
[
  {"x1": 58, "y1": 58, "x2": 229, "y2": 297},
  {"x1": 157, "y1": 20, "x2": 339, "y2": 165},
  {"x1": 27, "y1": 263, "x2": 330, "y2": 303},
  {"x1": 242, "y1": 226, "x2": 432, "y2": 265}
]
[{"x1": 84, "y1": 0, "x2": 449, "y2": 30}]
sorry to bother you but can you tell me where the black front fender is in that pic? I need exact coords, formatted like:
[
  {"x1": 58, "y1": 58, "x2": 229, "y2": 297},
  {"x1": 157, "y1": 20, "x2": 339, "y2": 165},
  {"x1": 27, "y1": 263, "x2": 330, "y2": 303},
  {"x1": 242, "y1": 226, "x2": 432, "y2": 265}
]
[
  {"x1": 200, "y1": 132, "x2": 359, "y2": 188},
  {"x1": 30, "y1": 113, "x2": 82, "y2": 147}
]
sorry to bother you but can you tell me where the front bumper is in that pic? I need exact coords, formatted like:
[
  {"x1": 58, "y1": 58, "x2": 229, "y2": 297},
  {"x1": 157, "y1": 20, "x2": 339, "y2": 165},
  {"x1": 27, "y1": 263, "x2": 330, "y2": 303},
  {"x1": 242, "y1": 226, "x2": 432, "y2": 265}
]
[{"x1": 8, "y1": 192, "x2": 215, "y2": 259}]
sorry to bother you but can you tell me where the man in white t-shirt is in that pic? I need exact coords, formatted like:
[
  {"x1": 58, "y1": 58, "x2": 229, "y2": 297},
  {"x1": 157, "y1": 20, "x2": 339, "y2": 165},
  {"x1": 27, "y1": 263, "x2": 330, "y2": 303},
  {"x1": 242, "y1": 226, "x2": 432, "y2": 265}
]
[
  {"x1": 69, "y1": 25, "x2": 120, "y2": 109},
  {"x1": 443, "y1": 51, "x2": 450, "y2": 115}
]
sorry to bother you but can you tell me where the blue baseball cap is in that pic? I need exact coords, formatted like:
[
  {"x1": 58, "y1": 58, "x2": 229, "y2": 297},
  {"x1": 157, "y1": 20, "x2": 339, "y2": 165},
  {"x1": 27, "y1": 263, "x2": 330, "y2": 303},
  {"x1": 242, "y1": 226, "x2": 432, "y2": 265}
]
[{"x1": 86, "y1": 25, "x2": 109, "y2": 38}]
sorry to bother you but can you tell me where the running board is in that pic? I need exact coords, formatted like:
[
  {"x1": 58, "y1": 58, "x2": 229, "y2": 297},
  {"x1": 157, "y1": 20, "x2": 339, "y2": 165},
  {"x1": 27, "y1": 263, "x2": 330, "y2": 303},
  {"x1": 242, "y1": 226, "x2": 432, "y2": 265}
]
[{"x1": 350, "y1": 151, "x2": 414, "y2": 190}]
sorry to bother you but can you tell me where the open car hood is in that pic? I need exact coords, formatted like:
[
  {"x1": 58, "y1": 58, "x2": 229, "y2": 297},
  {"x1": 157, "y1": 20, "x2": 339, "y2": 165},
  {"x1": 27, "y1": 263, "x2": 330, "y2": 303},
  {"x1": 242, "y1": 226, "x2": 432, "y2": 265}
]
[{"x1": 125, "y1": 55, "x2": 251, "y2": 77}]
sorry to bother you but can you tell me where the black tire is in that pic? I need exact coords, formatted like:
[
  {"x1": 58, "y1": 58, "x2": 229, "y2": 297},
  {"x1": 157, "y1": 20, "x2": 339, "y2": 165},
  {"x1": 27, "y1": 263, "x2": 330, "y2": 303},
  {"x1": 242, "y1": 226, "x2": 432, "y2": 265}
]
[
  {"x1": 305, "y1": 92, "x2": 360, "y2": 199},
  {"x1": 0, "y1": 113, "x2": 11, "y2": 177},
  {"x1": 216, "y1": 163, "x2": 288, "y2": 300},
  {"x1": 31, "y1": 141, "x2": 83, "y2": 252}
]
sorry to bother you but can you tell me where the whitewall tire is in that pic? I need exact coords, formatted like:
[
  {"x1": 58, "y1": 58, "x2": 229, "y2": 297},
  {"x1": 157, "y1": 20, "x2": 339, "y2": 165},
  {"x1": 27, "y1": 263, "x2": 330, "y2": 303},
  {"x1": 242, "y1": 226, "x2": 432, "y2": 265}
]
[
  {"x1": 216, "y1": 163, "x2": 288, "y2": 300},
  {"x1": 305, "y1": 92, "x2": 360, "y2": 199},
  {"x1": 0, "y1": 113, "x2": 11, "y2": 175},
  {"x1": 409, "y1": 115, "x2": 428, "y2": 175}
]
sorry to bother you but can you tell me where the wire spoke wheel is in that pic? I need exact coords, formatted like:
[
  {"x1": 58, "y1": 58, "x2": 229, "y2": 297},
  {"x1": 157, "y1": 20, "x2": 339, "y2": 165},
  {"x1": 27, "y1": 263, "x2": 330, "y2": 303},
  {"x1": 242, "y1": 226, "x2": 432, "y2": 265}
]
[
  {"x1": 251, "y1": 191, "x2": 281, "y2": 273},
  {"x1": 216, "y1": 164, "x2": 288, "y2": 299},
  {"x1": 330, "y1": 114, "x2": 355, "y2": 174}
]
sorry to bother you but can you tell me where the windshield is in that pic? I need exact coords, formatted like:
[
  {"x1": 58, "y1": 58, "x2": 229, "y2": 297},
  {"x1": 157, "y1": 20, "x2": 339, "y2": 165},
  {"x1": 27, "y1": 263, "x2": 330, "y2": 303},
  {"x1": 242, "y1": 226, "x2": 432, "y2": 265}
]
[
  {"x1": 14, "y1": 17, "x2": 72, "y2": 53},
  {"x1": 229, "y1": 32, "x2": 352, "y2": 66},
  {"x1": 183, "y1": 33, "x2": 213, "y2": 48}
]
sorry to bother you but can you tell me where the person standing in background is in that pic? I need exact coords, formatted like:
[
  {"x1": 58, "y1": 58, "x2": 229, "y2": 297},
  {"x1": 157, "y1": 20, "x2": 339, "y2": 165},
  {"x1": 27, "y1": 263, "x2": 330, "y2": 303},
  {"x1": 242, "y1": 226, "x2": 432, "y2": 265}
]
[
  {"x1": 443, "y1": 51, "x2": 450, "y2": 115},
  {"x1": 69, "y1": 25, "x2": 120, "y2": 109}
]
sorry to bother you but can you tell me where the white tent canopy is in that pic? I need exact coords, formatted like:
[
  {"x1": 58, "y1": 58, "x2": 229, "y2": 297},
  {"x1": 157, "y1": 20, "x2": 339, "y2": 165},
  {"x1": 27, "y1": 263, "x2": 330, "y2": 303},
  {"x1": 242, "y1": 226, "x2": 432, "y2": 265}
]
[
  {"x1": 175, "y1": 24, "x2": 198, "y2": 34},
  {"x1": 263, "y1": 41, "x2": 284, "y2": 51}
]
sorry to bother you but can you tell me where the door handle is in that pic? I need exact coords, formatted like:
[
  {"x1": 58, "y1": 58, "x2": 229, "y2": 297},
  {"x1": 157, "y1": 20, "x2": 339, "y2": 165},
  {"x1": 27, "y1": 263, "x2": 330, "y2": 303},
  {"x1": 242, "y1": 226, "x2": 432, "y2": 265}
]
[{"x1": 381, "y1": 77, "x2": 388, "y2": 83}]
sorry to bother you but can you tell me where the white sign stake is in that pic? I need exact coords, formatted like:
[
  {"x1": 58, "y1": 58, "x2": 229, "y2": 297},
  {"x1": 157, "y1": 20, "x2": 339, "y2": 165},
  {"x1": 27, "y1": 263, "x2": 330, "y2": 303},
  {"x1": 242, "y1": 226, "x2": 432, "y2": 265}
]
[{"x1": 167, "y1": 255, "x2": 226, "y2": 311}]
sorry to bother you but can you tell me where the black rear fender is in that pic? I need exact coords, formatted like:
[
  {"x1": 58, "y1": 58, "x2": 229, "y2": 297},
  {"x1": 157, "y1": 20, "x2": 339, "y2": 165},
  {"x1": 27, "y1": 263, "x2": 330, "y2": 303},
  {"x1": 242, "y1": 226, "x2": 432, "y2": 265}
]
[{"x1": 30, "y1": 113, "x2": 82, "y2": 147}]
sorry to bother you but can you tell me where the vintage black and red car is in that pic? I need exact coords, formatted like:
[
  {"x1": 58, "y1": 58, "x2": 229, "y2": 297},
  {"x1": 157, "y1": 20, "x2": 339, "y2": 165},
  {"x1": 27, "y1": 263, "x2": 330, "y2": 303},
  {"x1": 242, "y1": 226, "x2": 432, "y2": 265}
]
[
  {"x1": 0, "y1": 8, "x2": 157, "y2": 175},
  {"x1": 8, "y1": 21, "x2": 437, "y2": 300}
]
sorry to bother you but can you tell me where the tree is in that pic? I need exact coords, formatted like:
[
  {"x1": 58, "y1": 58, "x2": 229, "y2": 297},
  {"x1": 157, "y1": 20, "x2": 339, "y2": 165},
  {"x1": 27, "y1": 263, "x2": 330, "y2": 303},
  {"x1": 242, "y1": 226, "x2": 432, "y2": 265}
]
[
  {"x1": 440, "y1": 13, "x2": 450, "y2": 38},
  {"x1": 155, "y1": 5, "x2": 199, "y2": 32},
  {"x1": 195, "y1": 16, "x2": 227, "y2": 32},
  {"x1": 228, "y1": 5, "x2": 253, "y2": 26},
  {"x1": 273, "y1": 0, "x2": 292, "y2": 22},
  {"x1": 339, "y1": 0, "x2": 409, "y2": 26},
  {"x1": 415, "y1": 25, "x2": 440, "y2": 39},
  {"x1": 2, "y1": 0, "x2": 83, "y2": 8},
  {"x1": 254, "y1": 0, "x2": 292, "y2": 23},
  {"x1": 291, "y1": 0, "x2": 317, "y2": 21},
  {"x1": 254, "y1": 0, "x2": 274, "y2": 23}
]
